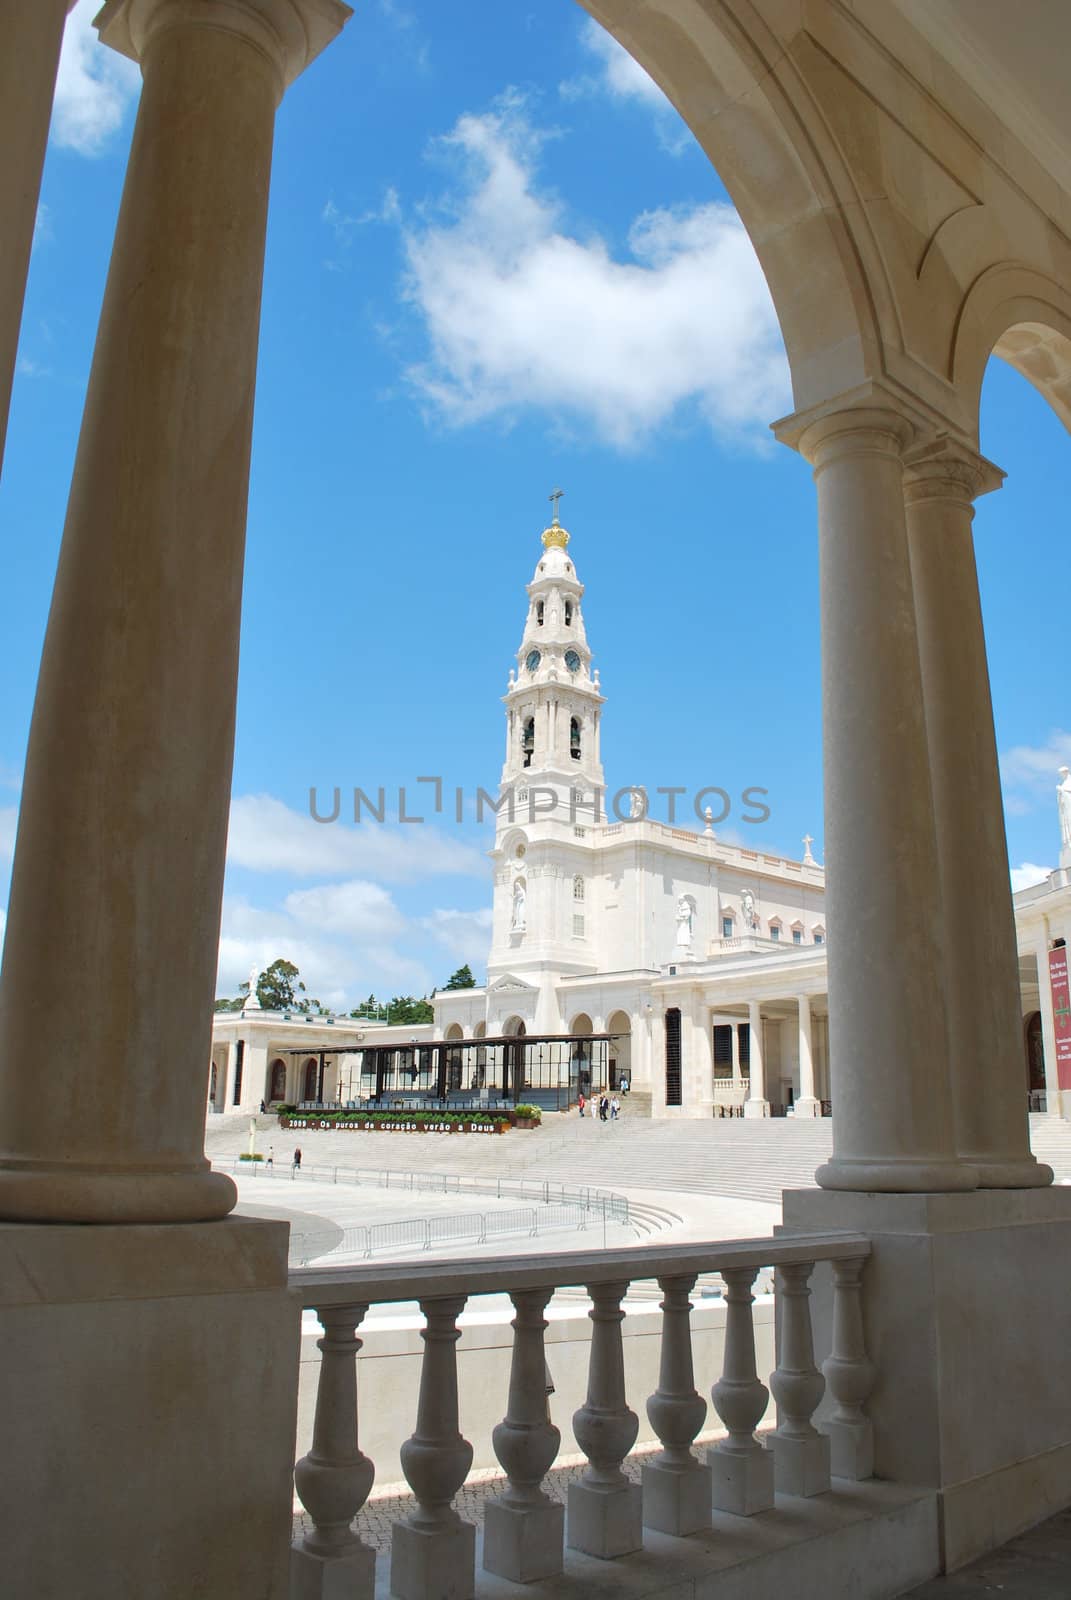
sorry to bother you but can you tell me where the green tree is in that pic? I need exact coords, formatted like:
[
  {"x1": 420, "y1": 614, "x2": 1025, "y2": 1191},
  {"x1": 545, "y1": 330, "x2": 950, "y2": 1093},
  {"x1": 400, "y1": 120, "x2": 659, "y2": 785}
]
[
  {"x1": 253, "y1": 958, "x2": 306, "y2": 1012},
  {"x1": 386, "y1": 995, "x2": 435, "y2": 1025},
  {"x1": 443, "y1": 964, "x2": 477, "y2": 990},
  {"x1": 213, "y1": 995, "x2": 244, "y2": 1013}
]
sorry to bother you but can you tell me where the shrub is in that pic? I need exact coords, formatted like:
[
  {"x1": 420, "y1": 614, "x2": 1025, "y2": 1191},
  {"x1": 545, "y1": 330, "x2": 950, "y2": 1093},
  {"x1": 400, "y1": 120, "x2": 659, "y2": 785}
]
[
  {"x1": 238, "y1": 1152, "x2": 265, "y2": 1162},
  {"x1": 513, "y1": 1104, "x2": 542, "y2": 1121}
]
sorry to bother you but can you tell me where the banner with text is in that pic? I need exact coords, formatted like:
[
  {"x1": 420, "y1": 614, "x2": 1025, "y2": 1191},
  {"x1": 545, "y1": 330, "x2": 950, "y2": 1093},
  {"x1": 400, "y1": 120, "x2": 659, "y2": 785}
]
[{"x1": 1048, "y1": 946, "x2": 1071, "y2": 1091}]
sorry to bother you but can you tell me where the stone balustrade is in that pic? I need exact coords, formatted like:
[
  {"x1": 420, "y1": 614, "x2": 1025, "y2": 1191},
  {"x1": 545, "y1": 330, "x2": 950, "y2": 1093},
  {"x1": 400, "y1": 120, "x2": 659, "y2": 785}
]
[{"x1": 289, "y1": 1232, "x2": 873, "y2": 1599}]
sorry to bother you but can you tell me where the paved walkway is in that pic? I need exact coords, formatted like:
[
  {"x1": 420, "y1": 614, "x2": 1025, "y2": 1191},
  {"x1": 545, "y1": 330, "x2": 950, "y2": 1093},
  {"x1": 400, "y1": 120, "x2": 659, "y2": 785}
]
[
  {"x1": 905, "y1": 1508, "x2": 1071, "y2": 1597},
  {"x1": 208, "y1": 1109, "x2": 1071, "y2": 1209}
]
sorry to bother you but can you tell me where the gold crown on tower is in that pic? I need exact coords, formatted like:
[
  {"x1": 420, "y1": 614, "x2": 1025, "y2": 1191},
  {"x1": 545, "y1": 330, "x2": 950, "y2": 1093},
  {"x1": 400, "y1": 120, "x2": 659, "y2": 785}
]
[{"x1": 541, "y1": 487, "x2": 570, "y2": 549}]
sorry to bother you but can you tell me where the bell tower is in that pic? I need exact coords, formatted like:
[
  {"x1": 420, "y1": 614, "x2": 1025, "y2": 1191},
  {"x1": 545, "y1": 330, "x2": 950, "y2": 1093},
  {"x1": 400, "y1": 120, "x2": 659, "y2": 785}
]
[{"x1": 500, "y1": 491, "x2": 605, "y2": 824}]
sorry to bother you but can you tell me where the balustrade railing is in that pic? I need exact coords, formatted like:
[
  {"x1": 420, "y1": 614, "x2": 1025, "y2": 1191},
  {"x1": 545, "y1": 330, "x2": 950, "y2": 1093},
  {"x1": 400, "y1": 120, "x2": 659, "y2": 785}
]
[{"x1": 289, "y1": 1232, "x2": 873, "y2": 1599}]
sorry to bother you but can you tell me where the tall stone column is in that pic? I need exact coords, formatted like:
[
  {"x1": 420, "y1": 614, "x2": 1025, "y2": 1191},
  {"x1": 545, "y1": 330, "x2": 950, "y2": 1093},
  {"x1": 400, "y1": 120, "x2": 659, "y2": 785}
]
[
  {"x1": 743, "y1": 1000, "x2": 769, "y2": 1117},
  {"x1": 795, "y1": 994, "x2": 819, "y2": 1118},
  {"x1": 0, "y1": 0, "x2": 77, "y2": 475},
  {"x1": 0, "y1": 0, "x2": 351, "y2": 1223},
  {"x1": 903, "y1": 441, "x2": 1050, "y2": 1187},
  {"x1": 784, "y1": 403, "x2": 975, "y2": 1191}
]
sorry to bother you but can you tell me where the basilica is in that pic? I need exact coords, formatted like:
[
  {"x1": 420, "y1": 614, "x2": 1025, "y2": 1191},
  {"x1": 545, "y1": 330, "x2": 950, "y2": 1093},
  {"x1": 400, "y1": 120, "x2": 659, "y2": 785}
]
[{"x1": 209, "y1": 507, "x2": 1071, "y2": 1123}]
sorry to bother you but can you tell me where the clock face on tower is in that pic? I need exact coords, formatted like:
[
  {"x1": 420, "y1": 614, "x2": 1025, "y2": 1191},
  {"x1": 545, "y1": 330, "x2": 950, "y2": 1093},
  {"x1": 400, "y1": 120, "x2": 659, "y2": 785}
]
[
  {"x1": 564, "y1": 649, "x2": 581, "y2": 673},
  {"x1": 526, "y1": 649, "x2": 541, "y2": 671}
]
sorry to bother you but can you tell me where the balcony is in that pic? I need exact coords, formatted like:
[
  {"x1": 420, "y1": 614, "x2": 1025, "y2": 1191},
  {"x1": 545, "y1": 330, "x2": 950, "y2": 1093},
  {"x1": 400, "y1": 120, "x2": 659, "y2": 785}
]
[{"x1": 287, "y1": 1231, "x2": 941, "y2": 1600}]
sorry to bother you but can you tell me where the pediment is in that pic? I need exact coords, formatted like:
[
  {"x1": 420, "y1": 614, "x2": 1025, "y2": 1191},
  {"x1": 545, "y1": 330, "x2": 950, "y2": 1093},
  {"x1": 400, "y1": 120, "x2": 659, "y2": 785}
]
[{"x1": 488, "y1": 973, "x2": 540, "y2": 994}]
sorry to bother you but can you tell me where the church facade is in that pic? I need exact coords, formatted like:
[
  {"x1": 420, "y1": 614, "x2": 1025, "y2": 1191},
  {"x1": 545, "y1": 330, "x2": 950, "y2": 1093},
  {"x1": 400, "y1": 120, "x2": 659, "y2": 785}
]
[
  {"x1": 433, "y1": 507, "x2": 1071, "y2": 1122},
  {"x1": 433, "y1": 508, "x2": 832, "y2": 1118},
  {"x1": 207, "y1": 510, "x2": 1071, "y2": 1123}
]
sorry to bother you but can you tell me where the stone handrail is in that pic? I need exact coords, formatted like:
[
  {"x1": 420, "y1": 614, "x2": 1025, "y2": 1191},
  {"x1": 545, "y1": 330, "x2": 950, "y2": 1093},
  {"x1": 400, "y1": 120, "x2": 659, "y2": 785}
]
[{"x1": 288, "y1": 1231, "x2": 874, "y2": 1596}]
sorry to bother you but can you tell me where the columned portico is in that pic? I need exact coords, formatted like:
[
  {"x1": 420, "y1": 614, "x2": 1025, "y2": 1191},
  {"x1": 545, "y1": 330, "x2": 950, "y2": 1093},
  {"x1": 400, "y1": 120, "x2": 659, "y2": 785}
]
[
  {"x1": 0, "y1": 0, "x2": 350, "y2": 1223},
  {"x1": 781, "y1": 400, "x2": 976, "y2": 1192},
  {"x1": 743, "y1": 999, "x2": 769, "y2": 1118},
  {"x1": 903, "y1": 442, "x2": 1050, "y2": 1186},
  {"x1": 0, "y1": 0, "x2": 76, "y2": 476}
]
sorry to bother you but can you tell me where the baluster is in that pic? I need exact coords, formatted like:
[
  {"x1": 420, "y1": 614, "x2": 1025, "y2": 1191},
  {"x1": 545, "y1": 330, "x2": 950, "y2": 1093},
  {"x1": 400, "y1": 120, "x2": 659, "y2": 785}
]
[
  {"x1": 568, "y1": 1279, "x2": 642, "y2": 1558},
  {"x1": 291, "y1": 1304, "x2": 376, "y2": 1600},
  {"x1": 483, "y1": 1288, "x2": 564, "y2": 1581},
  {"x1": 708, "y1": 1265, "x2": 775, "y2": 1514},
  {"x1": 769, "y1": 1260, "x2": 831, "y2": 1496},
  {"x1": 821, "y1": 1255, "x2": 875, "y2": 1478},
  {"x1": 391, "y1": 1295, "x2": 475, "y2": 1600},
  {"x1": 642, "y1": 1273, "x2": 711, "y2": 1534}
]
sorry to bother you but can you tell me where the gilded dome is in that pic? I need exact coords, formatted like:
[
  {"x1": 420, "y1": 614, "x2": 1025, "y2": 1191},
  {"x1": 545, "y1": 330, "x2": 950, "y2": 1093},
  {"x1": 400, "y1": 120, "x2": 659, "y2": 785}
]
[{"x1": 541, "y1": 516, "x2": 570, "y2": 551}]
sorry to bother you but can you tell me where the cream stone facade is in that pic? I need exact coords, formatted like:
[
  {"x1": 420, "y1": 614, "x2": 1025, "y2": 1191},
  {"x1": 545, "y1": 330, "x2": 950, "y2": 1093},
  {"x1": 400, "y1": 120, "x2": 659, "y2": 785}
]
[
  {"x1": 7, "y1": 4, "x2": 1071, "y2": 1597},
  {"x1": 435, "y1": 514, "x2": 1067, "y2": 1125}
]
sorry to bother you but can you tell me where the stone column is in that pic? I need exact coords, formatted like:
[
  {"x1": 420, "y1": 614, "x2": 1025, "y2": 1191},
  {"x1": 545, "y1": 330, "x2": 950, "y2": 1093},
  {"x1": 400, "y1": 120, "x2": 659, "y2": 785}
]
[
  {"x1": 785, "y1": 403, "x2": 975, "y2": 1191},
  {"x1": 731, "y1": 1021, "x2": 742, "y2": 1084},
  {"x1": 0, "y1": 0, "x2": 76, "y2": 476},
  {"x1": 743, "y1": 1000, "x2": 769, "y2": 1117},
  {"x1": 903, "y1": 441, "x2": 1050, "y2": 1187},
  {"x1": 795, "y1": 994, "x2": 820, "y2": 1118},
  {"x1": 0, "y1": 0, "x2": 351, "y2": 1224}
]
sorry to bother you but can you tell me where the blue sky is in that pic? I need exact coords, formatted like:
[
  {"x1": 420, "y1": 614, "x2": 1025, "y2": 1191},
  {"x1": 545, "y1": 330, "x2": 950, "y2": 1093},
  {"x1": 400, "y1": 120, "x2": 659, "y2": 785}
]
[{"x1": 0, "y1": 0, "x2": 1067, "y2": 1008}]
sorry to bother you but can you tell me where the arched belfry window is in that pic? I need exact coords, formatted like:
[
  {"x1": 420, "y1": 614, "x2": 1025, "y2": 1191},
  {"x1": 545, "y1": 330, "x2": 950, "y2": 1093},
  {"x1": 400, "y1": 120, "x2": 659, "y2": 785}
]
[
  {"x1": 522, "y1": 717, "x2": 535, "y2": 768},
  {"x1": 573, "y1": 874, "x2": 584, "y2": 901},
  {"x1": 570, "y1": 717, "x2": 581, "y2": 761},
  {"x1": 536, "y1": 600, "x2": 544, "y2": 626},
  {"x1": 564, "y1": 600, "x2": 573, "y2": 625}
]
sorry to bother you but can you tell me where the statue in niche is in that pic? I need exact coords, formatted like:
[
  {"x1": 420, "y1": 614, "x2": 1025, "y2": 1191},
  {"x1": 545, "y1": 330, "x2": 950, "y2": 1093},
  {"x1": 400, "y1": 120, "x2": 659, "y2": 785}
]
[
  {"x1": 675, "y1": 894, "x2": 694, "y2": 948},
  {"x1": 512, "y1": 879, "x2": 527, "y2": 931},
  {"x1": 1059, "y1": 767, "x2": 1071, "y2": 853},
  {"x1": 741, "y1": 889, "x2": 757, "y2": 930}
]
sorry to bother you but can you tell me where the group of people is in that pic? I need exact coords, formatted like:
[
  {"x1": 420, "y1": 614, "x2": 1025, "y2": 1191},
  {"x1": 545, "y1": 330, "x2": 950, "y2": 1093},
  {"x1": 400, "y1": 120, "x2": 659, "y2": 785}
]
[{"x1": 577, "y1": 1091, "x2": 622, "y2": 1122}]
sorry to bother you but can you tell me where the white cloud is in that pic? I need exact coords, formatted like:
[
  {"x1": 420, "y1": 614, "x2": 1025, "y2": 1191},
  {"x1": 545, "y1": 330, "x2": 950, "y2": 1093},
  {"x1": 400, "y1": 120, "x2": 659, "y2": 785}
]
[
  {"x1": 0, "y1": 808, "x2": 16, "y2": 867},
  {"x1": 53, "y1": 0, "x2": 140, "y2": 156},
  {"x1": 1011, "y1": 862, "x2": 1052, "y2": 893},
  {"x1": 285, "y1": 880, "x2": 407, "y2": 942},
  {"x1": 572, "y1": 17, "x2": 667, "y2": 110},
  {"x1": 226, "y1": 793, "x2": 487, "y2": 883},
  {"x1": 217, "y1": 888, "x2": 429, "y2": 1009},
  {"x1": 400, "y1": 97, "x2": 788, "y2": 448},
  {"x1": 419, "y1": 907, "x2": 493, "y2": 966},
  {"x1": 1001, "y1": 730, "x2": 1071, "y2": 792}
]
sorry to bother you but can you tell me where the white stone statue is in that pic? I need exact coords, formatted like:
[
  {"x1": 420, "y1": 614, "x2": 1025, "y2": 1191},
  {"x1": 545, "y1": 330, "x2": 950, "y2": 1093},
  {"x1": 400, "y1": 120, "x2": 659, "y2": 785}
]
[
  {"x1": 245, "y1": 964, "x2": 262, "y2": 1009},
  {"x1": 512, "y1": 879, "x2": 527, "y2": 931},
  {"x1": 675, "y1": 894, "x2": 693, "y2": 948},
  {"x1": 741, "y1": 889, "x2": 756, "y2": 930},
  {"x1": 1059, "y1": 767, "x2": 1071, "y2": 856},
  {"x1": 629, "y1": 788, "x2": 647, "y2": 820}
]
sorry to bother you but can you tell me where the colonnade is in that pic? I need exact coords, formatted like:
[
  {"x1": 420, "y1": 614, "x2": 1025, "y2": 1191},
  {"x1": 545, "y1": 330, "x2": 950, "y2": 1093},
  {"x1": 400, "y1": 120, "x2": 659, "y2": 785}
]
[
  {"x1": 777, "y1": 399, "x2": 1050, "y2": 1190},
  {"x1": 0, "y1": 3, "x2": 1052, "y2": 1225}
]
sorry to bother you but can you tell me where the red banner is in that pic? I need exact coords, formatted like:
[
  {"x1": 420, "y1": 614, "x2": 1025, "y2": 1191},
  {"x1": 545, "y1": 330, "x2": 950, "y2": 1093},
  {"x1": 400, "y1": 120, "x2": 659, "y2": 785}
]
[{"x1": 1048, "y1": 947, "x2": 1071, "y2": 1090}]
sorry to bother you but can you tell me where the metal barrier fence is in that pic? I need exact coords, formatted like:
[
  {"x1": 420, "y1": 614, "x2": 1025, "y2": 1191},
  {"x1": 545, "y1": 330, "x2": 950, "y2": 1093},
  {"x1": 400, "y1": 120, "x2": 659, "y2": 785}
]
[
  {"x1": 310, "y1": 1202, "x2": 593, "y2": 1266},
  {"x1": 218, "y1": 1158, "x2": 630, "y2": 1226}
]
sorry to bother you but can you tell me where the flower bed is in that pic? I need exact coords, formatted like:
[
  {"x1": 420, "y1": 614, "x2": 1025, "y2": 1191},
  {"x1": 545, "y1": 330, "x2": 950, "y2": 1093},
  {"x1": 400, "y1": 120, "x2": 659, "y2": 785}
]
[{"x1": 277, "y1": 1108, "x2": 510, "y2": 1135}]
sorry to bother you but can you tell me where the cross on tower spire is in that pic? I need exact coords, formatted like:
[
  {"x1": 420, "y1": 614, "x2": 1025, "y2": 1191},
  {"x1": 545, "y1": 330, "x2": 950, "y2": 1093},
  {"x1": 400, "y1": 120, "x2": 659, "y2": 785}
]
[{"x1": 548, "y1": 487, "x2": 564, "y2": 523}]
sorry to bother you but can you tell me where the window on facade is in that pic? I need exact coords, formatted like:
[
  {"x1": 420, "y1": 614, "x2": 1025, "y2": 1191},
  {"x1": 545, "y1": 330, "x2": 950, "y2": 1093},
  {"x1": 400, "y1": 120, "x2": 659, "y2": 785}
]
[
  {"x1": 570, "y1": 717, "x2": 581, "y2": 760},
  {"x1": 573, "y1": 875, "x2": 584, "y2": 901},
  {"x1": 522, "y1": 717, "x2": 534, "y2": 768},
  {"x1": 793, "y1": 928, "x2": 803, "y2": 945},
  {"x1": 770, "y1": 925, "x2": 781, "y2": 942},
  {"x1": 713, "y1": 1025, "x2": 733, "y2": 1080},
  {"x1": 722, "y1": 916, "x2": 734, "y2": 939},
  {"x1": 536, "y1": 600, "x2": 544, "y2": 625},
  {"x1": 814, "y1": 932, "x2": 824, "y2": 946},
  {"x1": 665, "y1": 1008, "x2": 682, "y2": 1106},
  {"x1": 564, "y1": 600, "x2": 573, "y2": 625},
  {"x1": 572, "y1": 914, "x2": 585, "y2": 937}
]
